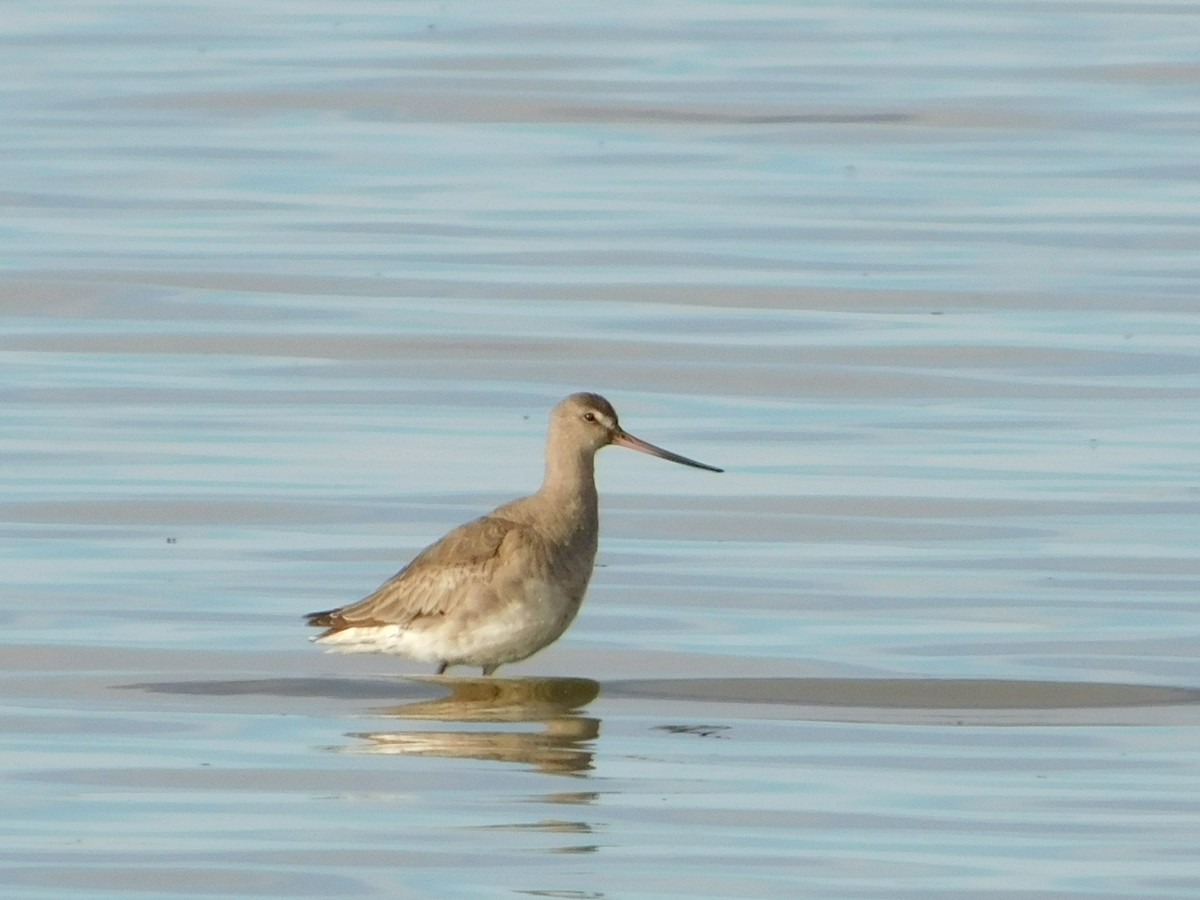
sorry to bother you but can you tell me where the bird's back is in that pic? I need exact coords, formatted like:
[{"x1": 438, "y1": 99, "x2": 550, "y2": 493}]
[
  {"x1": 307, "y1": 486, "x2": 598, "y2": 638},
  {"x1": 307, "y1": 511, "x2": 532, "y2": 634}
]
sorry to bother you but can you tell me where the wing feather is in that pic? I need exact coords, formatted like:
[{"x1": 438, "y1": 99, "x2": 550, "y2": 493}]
[{"x1": 305, "y1": 515, "x2": 533, "y2": 635}]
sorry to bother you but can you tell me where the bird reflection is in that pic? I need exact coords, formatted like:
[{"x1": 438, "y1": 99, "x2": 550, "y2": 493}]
[{"x1": 335, "y1": 676, "x2": 600, "y2": 775}]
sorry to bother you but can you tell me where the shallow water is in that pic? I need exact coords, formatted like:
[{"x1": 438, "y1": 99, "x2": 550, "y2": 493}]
[{"x1": 4, "y1": 1, "x2": 1200, "y2": 898}]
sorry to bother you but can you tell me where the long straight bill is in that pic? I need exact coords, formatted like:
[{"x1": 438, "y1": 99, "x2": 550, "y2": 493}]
[{"x1": 612, "y1": 430, "x2": 723, "y2": 473}]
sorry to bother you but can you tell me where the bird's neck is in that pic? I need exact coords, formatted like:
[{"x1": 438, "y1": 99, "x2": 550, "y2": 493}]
[
  {"x1": 542, "y1": 444, "x2": 598, "y2": 502},
  {"x1": 538, "y1": 445, "x2": 600, "y2": 537}
]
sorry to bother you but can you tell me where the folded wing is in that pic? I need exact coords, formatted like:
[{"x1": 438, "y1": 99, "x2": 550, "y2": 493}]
[{"x1": 305, "y1": 515, "x2": 532, "y2": 637}]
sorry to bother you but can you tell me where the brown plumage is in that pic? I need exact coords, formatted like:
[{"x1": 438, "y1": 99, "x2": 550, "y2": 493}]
[{"x1": 305, "y1": 392, "x2": 721, "y2": 675}]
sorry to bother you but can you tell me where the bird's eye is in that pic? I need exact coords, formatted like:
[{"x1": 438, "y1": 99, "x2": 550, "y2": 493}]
[{"x1": 583, "y1": 412, "x2": 596, "y2": 422}]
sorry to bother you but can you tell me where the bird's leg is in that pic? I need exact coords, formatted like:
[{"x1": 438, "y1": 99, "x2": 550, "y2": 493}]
[
  {"x1": 435, "y1": 661, "x2": 448, "y2": 675},
  {"x1": 481, "y1": 664, "x2": 498, "y2": 676}
]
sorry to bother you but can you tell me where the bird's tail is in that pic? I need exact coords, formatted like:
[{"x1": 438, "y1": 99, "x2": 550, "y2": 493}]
[{"x1": 304, "y1": 608, "x2": 338, "y2": 628}]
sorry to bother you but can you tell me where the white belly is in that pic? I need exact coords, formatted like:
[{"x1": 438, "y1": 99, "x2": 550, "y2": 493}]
[{"x1": 315, "y1": 577, "x2": 584, "y2": 668}]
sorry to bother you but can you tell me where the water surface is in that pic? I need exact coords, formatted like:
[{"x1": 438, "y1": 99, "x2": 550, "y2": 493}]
[{"x1": 3, "y1": 1, "x2": 1200, "y2": 898}]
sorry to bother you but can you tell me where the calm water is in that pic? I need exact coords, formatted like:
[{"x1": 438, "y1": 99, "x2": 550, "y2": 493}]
[{"x1": 4, "y1": 2, "x2": 1200, "y2": 898}]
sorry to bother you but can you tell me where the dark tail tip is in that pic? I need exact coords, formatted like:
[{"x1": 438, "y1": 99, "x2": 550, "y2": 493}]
[{"x1": 305, "y1": 609, "x2": 337, "y2": 628}]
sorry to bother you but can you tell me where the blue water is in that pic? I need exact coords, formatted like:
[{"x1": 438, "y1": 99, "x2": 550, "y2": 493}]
[{"x1": 3, "y1": 1, "x2": 1200, "y2": 898}]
